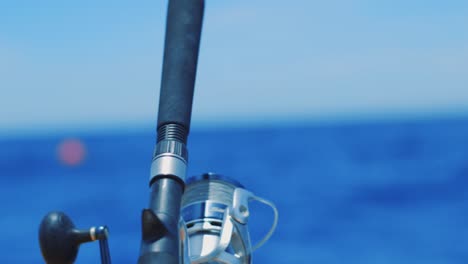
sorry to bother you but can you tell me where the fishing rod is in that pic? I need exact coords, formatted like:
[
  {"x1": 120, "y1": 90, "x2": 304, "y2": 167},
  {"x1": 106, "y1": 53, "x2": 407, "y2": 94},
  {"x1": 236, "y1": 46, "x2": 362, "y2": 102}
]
[{"x1": 38, "y1": 1, "x2": 278, "y2": 263}]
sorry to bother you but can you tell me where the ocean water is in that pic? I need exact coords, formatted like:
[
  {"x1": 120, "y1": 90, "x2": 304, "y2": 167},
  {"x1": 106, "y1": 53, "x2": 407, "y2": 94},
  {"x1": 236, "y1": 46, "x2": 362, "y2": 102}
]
[{"x1": 1, "y1": 118, "x2": 467, "y2": 263}]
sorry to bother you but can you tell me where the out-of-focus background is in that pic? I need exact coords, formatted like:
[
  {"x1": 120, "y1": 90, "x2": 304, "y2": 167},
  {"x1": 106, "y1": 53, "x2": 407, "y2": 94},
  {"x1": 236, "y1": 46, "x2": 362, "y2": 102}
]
[{"x1": 1, "y1": 0, "x2": 468, "y2": 263}]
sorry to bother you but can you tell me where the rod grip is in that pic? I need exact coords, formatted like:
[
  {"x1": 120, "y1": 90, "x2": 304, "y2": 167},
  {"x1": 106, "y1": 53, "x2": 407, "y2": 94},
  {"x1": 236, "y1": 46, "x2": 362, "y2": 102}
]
[{"x1": 157, "y1": 0, "x2": 205, "y2": 131}]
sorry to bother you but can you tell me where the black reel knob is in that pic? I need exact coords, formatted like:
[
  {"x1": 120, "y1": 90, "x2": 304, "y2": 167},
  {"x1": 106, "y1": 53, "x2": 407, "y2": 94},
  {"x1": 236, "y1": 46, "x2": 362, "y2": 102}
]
[{"x1": 39, "y1": 211, "x2": 94, "y2": 264}]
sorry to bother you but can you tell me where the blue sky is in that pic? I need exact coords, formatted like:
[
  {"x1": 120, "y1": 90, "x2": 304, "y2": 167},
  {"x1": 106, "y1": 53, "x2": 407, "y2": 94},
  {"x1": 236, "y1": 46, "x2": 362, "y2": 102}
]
[{"x1": 1, "y1": 0, "x2": 468, "y2": 132}]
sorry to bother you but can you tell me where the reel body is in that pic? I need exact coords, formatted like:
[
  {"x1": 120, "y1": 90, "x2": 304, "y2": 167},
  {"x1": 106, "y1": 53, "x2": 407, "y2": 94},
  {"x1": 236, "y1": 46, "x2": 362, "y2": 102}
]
[
  {"x1": 181, "y1": 174, "x2": 252, "y2": 264},
  {"x1": 180, "y1": 173, "x2": 278, "y2": 264}
]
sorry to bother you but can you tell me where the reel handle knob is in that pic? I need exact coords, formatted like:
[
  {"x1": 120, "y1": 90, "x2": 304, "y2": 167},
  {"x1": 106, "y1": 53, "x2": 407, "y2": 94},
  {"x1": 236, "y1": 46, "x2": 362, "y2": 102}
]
[{"x1": 39, "y1": 211, "x2": 93, "y2": 264}]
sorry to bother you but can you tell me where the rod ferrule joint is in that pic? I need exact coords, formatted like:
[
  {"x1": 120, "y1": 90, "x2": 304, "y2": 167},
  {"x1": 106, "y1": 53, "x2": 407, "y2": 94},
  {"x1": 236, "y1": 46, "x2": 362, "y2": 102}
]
[{"x1": 150, "y1": 124, "x2": 189, "y2": 184}]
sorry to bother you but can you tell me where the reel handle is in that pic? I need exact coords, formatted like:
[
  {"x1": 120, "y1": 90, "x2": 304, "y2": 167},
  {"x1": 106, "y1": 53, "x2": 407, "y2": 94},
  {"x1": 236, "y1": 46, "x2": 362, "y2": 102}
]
[{"x1": 39, "y1": 211, "x2": 111, "y2": 264}]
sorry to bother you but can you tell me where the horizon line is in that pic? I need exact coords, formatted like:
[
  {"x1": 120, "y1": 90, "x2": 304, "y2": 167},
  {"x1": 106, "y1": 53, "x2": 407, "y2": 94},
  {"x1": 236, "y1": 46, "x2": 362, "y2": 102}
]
[{"x1": 1, "y1": 110, "x2": 468, "y2": 139}]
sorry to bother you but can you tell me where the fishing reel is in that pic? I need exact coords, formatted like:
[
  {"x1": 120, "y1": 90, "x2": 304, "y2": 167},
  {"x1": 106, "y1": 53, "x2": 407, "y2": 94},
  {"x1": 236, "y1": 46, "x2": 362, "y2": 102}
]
[{"x1": 38, "y1": 173, "x2": 278, "y2": 264}]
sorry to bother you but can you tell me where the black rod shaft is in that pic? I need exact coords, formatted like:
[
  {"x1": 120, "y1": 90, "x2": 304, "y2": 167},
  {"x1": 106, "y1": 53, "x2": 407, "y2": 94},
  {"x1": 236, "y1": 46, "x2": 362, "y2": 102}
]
[
  {"x1": 157, "y1": 0, "x2": 205, "y2": 134},
  {"x1": 139, "y1": 1, "x2": 205, "y2": 263}
]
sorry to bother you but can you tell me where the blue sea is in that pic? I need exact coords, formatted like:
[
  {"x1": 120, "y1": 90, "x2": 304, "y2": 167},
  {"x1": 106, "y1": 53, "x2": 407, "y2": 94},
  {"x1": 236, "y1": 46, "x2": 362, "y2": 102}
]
[{"x1": 1, "y1": 118, "x2": 467, "y2": 263}]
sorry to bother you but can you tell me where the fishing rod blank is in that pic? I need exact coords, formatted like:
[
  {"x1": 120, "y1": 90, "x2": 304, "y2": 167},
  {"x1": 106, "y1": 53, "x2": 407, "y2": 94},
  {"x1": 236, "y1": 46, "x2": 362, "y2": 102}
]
[{"x1": 138, "y1": 0, "x2": 205, "y2": 263}]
